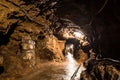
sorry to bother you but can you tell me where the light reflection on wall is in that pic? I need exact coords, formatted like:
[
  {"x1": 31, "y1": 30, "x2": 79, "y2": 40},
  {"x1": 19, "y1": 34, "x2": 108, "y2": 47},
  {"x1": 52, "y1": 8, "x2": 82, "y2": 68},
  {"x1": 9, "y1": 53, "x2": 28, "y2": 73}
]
[{"x1": 73, "y1": 31, "x2": 84, "y2": 39}]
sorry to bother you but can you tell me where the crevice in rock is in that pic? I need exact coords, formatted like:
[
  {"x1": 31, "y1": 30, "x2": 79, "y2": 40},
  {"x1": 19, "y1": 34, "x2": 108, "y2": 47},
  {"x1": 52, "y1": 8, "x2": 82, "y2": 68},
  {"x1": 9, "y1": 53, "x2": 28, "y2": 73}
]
[
  {"x1": 0, "y1": 22, "x2": 19, "y2": 46},
  {"x1": 0, "y1": 66, "x2": 4, "y2": 75}
]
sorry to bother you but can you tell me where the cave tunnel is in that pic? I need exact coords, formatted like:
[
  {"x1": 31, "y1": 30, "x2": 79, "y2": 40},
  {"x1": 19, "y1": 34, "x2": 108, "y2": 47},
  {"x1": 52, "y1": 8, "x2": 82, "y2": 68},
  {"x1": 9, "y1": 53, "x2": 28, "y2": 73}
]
[
  {"x1": 0, "y1": 0, "x2": 120, "y2": 80},
  {"x1": 63, "y1": 38, "x2": 81, "y2": 59},
  {"x1": 56, "y1": 0, "x2": 120, "y2": 60}
]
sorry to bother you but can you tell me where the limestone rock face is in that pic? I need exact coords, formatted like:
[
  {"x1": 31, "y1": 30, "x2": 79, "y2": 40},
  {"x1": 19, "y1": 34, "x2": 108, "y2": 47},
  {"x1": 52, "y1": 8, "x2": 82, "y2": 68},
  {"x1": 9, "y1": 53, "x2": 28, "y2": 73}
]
[
  {"x1": 37, "y1": 35, "x2": 65, "y2": 62},
  {"x1": 0, "y1": 0, "x2": 65, "y2": 79},
  {"x1": 80, "y1": 59, "x2": 120, "y2": 80},
  {"x1": 46, "y1": 35, "x2": 65, "y2": 62}
]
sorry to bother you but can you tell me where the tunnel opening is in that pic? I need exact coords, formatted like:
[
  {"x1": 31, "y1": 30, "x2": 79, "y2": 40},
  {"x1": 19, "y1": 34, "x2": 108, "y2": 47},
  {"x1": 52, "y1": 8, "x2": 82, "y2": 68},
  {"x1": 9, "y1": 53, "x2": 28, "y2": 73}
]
[{"x1": 63, "y1": 38, "x2": 81, "y2": 60}]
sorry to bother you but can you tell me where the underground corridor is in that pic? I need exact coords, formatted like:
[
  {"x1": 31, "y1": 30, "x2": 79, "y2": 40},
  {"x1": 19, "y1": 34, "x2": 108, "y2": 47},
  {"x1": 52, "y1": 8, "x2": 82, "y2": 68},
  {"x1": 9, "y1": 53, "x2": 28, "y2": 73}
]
[{"x1": 0, "y1": 0, "x2": 120, "y2": 80}]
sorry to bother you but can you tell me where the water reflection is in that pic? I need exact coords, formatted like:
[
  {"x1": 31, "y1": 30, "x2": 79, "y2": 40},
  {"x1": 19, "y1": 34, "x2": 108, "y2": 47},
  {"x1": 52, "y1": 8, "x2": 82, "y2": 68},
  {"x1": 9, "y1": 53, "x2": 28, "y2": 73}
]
[
  {"x1": 65, "y1": 52, "x2": 85, "y2": 80},
  {"x1": 17, "y1": 52, "x2": 86, "y2": 80}
]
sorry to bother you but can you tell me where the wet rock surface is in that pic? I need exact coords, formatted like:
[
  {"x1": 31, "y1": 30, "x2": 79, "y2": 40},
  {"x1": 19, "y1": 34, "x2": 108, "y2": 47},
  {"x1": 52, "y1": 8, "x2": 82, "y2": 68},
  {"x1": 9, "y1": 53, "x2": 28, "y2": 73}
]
[
  {"x1": 17, "y1": 62, "x2": 66, "y2": 80},
  {"x1": 81, "y1": 59, "x2": 120, "y2": 80},
  {"x1": 0, "y1": 0, "x2": 120, "y2": 80}
]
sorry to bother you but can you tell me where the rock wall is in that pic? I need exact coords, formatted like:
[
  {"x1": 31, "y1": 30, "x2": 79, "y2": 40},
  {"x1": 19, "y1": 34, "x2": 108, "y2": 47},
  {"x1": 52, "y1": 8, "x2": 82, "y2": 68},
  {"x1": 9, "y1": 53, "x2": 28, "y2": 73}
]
[
  {"x1": 80, "y1": 59, "x2": 120, "y2": 80},
  {"x1": 0, "y1": 0, "x2": 65, "y2": 79}
]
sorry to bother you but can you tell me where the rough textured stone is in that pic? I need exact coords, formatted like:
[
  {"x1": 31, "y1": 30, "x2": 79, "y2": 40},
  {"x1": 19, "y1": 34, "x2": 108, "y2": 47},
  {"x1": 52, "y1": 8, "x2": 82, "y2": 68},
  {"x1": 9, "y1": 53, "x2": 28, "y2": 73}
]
[
  {"x1": 36, "y1": 35, "x2": 65, "y2": 62},
  {"x1": 80, "y1": 59, "x2": 120, "y2": 80},
  {"x1": 0, "y1": 55, "x2": 3, "y2": 65},
  {"x1": 0, "y1": 0, "x2": 64, "y2": 79}
]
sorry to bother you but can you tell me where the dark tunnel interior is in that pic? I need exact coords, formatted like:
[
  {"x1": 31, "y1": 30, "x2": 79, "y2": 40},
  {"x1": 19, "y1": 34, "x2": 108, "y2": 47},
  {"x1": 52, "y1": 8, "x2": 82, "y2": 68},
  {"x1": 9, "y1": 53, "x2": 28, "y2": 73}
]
[
  {"x1": 63, "y1": 38, "x2": 81, "y2": 59},
  {"x1": 56, "y1": 0, "x2": 120, "y2": 60}
]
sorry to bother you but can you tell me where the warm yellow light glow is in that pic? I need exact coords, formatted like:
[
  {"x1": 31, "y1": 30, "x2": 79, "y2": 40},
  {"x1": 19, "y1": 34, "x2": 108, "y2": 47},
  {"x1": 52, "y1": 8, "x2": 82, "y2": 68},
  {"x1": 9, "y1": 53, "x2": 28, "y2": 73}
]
[
  {"x1": 74, "y1": 32, "x2": 84, "y2": 39},
  {"x1": 63, "y1": 32, "x2": 74, "y2": 39}
]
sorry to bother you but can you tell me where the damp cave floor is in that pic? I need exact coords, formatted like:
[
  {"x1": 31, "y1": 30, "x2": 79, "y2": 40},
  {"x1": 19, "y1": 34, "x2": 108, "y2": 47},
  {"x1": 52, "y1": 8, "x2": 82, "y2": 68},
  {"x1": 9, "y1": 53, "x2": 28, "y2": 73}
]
[{"x1": 17, "y1": 62, "x2": 68, "y2": 80}]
